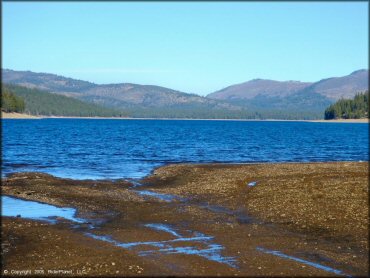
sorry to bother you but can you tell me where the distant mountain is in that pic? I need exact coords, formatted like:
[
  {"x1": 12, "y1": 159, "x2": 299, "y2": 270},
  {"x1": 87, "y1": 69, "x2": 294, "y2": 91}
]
[
  {"x1": 303, "y1": 69, "x2": 369, "y2": 100},
  {"x1": 2, "y1": 69, "x2": 95, "y2": 93},
  {"x1": 208, "y1": 79, "x2": 312, "y2": 100},
  {"x1": 2, "y1": 69, "x2": 368, "y2": 119},
  {"x1": 2, "y1": 69, "x2": 241, "y2": 115},
  {"x1": 207, "y1": 70, "x2": 369, "y2": 112}
]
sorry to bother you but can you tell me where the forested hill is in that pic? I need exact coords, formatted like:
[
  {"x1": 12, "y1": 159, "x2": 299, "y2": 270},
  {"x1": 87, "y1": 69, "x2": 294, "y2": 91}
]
[
  {"x1": 1, "y1": 84, "x2": 126, "y2": 117},
  {"x1": 324, "y1": 91, "x2": 369, "y2": 120},
  {"x1": 1, "y1": 83, "x2": 321, "y2": 119},
  {"x1": 1, "y1": 87, "x2": 25, "y2": 113}
]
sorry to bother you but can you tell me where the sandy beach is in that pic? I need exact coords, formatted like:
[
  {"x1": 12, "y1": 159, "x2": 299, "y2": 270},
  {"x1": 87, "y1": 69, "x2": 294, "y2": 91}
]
[
  {"x1": 310, "y1": 118, "x2": 369, "y2": 123},
  {"x1": 1, "y1": 112, "x2": 41, "y2": 119},
  {"x1": 1, "y1": 162, "x2": 368, "y2": 276}
]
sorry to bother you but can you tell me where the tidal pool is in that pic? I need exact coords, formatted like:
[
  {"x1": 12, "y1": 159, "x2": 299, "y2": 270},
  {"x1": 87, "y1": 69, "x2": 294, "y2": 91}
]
[{"x1": 1, "y1": 196, "x2": 85, "y2": 223}]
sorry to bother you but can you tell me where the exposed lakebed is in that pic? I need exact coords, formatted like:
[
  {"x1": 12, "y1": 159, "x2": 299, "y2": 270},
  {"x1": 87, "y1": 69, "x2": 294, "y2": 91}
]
[
  {"x1": 3, "y1": 162, "x2": 367, "y2": 276},
  {"x1": 1, "y1": 193, "x2": 349, "y2": 275},
  {"x1": 1, "y1": 192, "x2": 238, "y2": 268}
]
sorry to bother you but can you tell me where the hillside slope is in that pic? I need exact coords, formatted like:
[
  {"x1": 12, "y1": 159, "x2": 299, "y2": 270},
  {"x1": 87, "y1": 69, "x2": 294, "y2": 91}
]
[
  {"x1": 2, "y1": 69, "x2": 95, "y2": 93},
  {"x1": 207, "y1": 79, "x2": 312, "y2": 100},
  {"x1": 2, "y1": 84, "x2": 125, "y2": 117},
  {"x1": 305, "y1": 70, "x2": 369, "y2": 100},
  {"x1": 2, "y1": 69, "x2": 241, "y2": 113}
]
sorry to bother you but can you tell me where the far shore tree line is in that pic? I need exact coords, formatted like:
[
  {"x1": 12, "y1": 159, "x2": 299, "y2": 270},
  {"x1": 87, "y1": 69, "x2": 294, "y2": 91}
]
[
  {"x1": 1, "y1": 87, "x2": 25, "y2": 113},
  {"x1": 1, "y1": 84, "x2": 369, "y2": 120},
  {"x1": 324, "y1": 91, "x2": 369, "y2": 120}
]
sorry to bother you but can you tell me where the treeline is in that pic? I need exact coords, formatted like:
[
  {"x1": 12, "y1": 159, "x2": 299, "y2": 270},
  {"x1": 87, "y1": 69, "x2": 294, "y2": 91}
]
[
  {"x1": 324, "y1": 91, "x2": 369, "y2": 120},
  {"x1": 126, "y1": 107, "x2": 323, "y2": 120},
  {"x1": 1, "y1": 87, "x2": 25, "y2": 113},
  {"x1": 1, "y1": 84, "x2": 126, "y2": 117}
]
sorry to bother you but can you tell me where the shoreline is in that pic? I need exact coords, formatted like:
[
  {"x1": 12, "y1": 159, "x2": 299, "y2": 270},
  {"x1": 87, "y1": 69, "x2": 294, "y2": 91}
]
[
  {"x1": 310, "y1": 118, "x2": 369, "y2": 123},
  {"x1": 2, "y1": 161, "x2": 368, "y2": 276},
  {"x1": 2, "y1": 112, "x2": 368, "y2": 123},
  {"x1": 1, "y1": 112, "x2": 42, "y2": 119},
  {"x1": 3, "y1": 160, "x2": 367, "y2": 182}
]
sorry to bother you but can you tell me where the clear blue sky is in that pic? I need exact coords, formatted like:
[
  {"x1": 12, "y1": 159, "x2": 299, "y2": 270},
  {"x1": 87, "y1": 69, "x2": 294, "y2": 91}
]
[{"x1": 2, "y1": 2, "x2": 368, "y2": 95}]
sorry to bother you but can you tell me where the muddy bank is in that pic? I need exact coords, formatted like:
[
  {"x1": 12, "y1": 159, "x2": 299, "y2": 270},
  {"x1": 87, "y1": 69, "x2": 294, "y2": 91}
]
[{"x1": 1, "y1": 162, "x2": 368, "y2": 276}]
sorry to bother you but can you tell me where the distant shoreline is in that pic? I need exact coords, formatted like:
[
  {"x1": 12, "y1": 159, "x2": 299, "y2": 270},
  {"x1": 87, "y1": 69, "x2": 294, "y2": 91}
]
[
  {"x1": 309, "y1": 118, "x2": 369, "y2": 123},
  {"x1": 1, "y1": 112, "x2": 368, "y2": 123},
  {"x1": 1, "y1": 112, "x2": 41, "y2": 119}
]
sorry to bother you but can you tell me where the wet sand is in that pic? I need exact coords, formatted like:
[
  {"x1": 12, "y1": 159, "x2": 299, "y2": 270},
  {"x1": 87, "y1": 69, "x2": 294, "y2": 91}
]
[{"x1": 1, "y1": 162, "x2": 368, "y2": 276}]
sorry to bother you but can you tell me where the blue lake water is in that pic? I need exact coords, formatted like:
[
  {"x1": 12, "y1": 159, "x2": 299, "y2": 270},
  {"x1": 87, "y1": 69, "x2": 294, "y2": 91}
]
[{"x1": 1, "y1": 119, "x2": 368, "y2": 180}]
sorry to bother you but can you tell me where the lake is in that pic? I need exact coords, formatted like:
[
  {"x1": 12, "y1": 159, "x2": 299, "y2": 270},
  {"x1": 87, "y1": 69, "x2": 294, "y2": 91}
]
[{"x1": 1, "y1": 119, "x2": 368, "y2": 180}]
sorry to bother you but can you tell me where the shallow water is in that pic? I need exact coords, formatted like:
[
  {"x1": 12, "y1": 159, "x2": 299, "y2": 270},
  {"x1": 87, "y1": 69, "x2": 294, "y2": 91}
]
[
  {"x1": 2, "y1": 119, "x2": 368, "y2": 180},
  {"x1": 248, "y1": 181, "x2": 257, "y2": 187},
  {"x1": 134, "y1": 190, "x2": 182, "y2": 202},
  {"x1": 144, "y1": 223, "x2": 183, "y2": 237},
  {"x1": 1, "y1": 196, "x2": 85, "y2": 223},
  {"x1": 85, "y1": 223, "x2": 237, "y2": 268},
  {"x1": 256, "y1": 247, "x2": 350, "y2": 277}
]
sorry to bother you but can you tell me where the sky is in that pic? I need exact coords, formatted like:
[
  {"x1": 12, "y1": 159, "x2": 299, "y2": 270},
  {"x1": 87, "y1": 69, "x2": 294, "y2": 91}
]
[{"x1": 2, "y1": 2, "x2": 368, "y2": 95}]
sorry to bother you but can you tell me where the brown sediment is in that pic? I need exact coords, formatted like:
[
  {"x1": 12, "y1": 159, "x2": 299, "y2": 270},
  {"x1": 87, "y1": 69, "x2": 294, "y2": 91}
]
[
  {"x1": 144, "y1": 162, "x2": 368, "y2": 248},
  {"x1": 1, "y1": 162, "x2": 369, "y2": 276}
]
